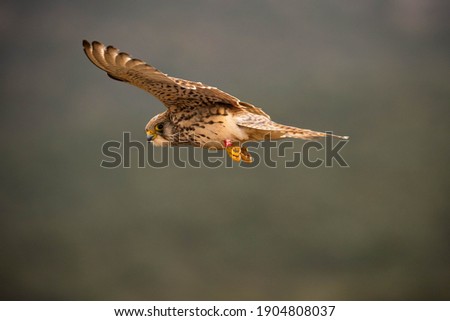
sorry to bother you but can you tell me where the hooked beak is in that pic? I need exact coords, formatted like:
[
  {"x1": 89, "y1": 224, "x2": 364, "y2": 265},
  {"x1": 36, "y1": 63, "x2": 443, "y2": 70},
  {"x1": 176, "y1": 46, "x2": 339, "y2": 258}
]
[{"x1": 146, "y1": 129, "x2": 156, "y2": 142}]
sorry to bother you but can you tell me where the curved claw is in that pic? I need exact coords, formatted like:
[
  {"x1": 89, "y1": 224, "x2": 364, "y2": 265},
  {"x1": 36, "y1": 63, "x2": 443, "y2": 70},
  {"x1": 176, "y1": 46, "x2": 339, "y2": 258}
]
[
  {"x1": 226, "y1": 146, "x2": 241, "y2": 162},
  {"x1": 240, "y1": 147, "x2": 253, "y2": 163}
]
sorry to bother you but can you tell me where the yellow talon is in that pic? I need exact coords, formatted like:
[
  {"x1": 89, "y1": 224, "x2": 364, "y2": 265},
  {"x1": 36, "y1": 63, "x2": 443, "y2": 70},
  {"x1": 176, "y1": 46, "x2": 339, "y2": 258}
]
[
  {"x1": 226, "y1": 146, "x2": 241, "y2": 162},
  {"x1": 226, "y1": 146, "x2": 253, "y2": 163}
]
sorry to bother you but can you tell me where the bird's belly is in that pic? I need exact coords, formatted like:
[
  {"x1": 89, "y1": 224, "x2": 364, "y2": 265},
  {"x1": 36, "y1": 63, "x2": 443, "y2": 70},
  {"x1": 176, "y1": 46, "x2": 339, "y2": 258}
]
[{"x1": 188, "y1": 114, "x2": 249, "y2": 149}]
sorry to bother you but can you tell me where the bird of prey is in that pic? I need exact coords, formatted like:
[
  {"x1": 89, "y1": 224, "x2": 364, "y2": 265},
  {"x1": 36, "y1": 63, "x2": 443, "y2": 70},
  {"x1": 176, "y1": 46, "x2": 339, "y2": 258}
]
[{"x1": 82, "y1": 40, "x2": 348, "y2": 162}]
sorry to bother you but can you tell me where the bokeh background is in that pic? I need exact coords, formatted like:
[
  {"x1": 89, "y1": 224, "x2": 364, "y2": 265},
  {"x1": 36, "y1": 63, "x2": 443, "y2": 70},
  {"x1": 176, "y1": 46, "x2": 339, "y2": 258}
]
[{"x1": 1, "y1": 0, "x2": 449, "y2": 300}]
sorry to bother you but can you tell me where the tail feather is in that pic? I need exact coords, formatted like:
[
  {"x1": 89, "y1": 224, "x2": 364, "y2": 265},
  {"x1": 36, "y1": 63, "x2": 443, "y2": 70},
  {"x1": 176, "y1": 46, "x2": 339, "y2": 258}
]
[
  {"x1": 282, "y1": 126, "x2": 349, "y2": 140},
  {"x1": 236, "y1": 114, "x2": 349, "y2": 141}
]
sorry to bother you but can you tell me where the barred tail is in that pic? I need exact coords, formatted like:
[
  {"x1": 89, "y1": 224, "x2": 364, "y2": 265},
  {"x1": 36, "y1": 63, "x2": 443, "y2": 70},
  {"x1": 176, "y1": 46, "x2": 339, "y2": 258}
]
[
  {"x1": 281, "y1": 126, "x2": 349, "y2": 140},
  {"x1": 235, "y1": 114, "x2": 349, "y2": 141}
]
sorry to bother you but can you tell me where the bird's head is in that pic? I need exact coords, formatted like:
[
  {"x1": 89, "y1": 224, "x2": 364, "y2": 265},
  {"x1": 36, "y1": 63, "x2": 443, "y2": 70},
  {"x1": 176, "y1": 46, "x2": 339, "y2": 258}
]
[{"x1": 145, "y1": 112, "x2": 172, "y2": 146}]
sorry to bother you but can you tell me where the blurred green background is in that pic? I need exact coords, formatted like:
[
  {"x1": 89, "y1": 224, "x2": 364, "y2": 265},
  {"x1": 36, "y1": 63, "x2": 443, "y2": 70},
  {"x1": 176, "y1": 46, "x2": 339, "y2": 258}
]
[{"x1": 1, "y1": 0, "x2": 449, "y2": 300}]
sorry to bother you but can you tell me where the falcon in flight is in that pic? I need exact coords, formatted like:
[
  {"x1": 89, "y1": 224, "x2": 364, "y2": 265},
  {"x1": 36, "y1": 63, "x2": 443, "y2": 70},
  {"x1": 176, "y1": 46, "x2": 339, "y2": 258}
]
[{"x1": 83, "y1": 40, "x2": 348, "y2": 162}]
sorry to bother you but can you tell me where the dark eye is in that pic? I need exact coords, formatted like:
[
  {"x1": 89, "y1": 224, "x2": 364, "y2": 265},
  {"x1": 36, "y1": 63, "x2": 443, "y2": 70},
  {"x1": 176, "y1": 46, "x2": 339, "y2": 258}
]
[{"x1": 155, "y1": 123, "x2": 164, "y2": 131}]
